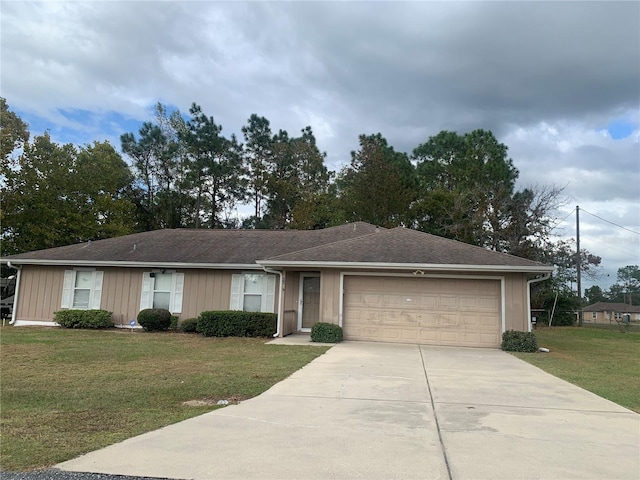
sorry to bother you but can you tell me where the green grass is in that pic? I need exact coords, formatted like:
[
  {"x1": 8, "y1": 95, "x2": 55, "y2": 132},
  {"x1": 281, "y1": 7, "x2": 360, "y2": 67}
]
[
  {"x1": 0, "y1": 327, "x2": 330, "y2": 472},
  {"x1": 581, "y1": 321, "x2": 640, "y2": 333},
  {"x1": 512, "y1": 326, "x2": 640, "y2": 413}
]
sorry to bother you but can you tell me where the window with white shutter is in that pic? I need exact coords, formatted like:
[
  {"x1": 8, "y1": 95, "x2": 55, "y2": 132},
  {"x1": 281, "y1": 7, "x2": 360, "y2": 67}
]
[
  {"x1": 140, "y1": 271, "x2": 185, "y2": 314},
  {"x1": 230, "y1": 273, "x2": 276, "y2": 313},
  {"x1": 61, "y1": 270, "x2": 103, "y2": 310}
]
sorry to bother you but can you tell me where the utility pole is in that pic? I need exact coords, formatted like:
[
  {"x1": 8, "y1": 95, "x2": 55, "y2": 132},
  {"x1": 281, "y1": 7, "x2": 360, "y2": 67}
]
[{"x1": 576, "y1": 205, "x2": 583, "y2": 327}]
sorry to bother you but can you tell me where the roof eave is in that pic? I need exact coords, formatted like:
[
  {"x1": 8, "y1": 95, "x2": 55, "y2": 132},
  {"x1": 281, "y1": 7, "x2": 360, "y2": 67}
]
[
  {"x1": 257, "y1": 260, "x2": 553, "y2": 273},
  {"x1": 3, "y1": 258, "x2": 554, "y2": 274},
  {"x1": 1, "y1": 259, "x2": 262, "y2": 270}
]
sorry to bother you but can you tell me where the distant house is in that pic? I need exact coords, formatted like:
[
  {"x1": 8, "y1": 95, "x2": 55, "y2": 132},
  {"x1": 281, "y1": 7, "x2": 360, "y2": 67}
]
[
  {"x1": 1, "y1": 222, "x2": 553, "y2": 348},
  {"x1": 582, "y1": 302, "x2": 640, "y2": 324}
]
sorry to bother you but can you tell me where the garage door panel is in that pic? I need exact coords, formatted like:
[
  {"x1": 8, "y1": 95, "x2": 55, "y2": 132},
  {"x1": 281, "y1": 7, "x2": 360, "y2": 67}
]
[
  {"x1": 363, "y1": 294, "x2": 380, "y2": 306},
  {"x1": 383, "y1": 295, "x2": 401, "y2": 307},
  {"x1": 399, "y1": 329, "x2": 419, "y2": 341},
  {"x1": 419, "y1": 330, "x2": 438, "y2": 342},
  {"x1": 478, "y1": 297, "x2": 499, "y2": 309},
  {"x1": 460, "y1": 297, "x2": 479, "y2": 309},
  {"x1": 420, "y1": 296, "x2": 437, "y2": 307},
  {"x1": 440, "y1": 295, "x2": 458, "y2": 309},
  {"x1": 462, "y1": 316, "x2": 479, "y2": 327},
  {"x1": 344, "y1": 276, "x2": 501, "y2": 348},
  {"x1": 437, "y1": 314, "x2": 458, "y2": 326},
  {"x1": 479, "y1": 315, "x2": 499, "y2": 327},
  {"x1": 479, "y1": 332, "x2": 500, "y2": 344}
]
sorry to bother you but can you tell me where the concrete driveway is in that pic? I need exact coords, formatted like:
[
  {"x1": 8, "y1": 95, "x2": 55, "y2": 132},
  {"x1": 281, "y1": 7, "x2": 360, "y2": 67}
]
[{"x1": 57, "y1": 342, "x2": 639, "y2": 480}]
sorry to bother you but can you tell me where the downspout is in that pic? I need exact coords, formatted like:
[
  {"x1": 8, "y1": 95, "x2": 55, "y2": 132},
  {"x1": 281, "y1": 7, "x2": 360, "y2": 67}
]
[
  {"x1": 6, "y1": 261, "x2": 22, "y2": 325},
  {"x1": 263, "y1": 267, "x2": 284, "y2": 338},
  {"x1": 527, "y1": 272, "x2": 551, "y2": 332}
]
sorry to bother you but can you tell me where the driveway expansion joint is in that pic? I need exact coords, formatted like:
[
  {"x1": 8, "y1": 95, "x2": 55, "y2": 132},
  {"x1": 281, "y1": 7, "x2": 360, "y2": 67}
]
[{"x1": 419, "y1": 345, "x2": 453, "y2": 480}]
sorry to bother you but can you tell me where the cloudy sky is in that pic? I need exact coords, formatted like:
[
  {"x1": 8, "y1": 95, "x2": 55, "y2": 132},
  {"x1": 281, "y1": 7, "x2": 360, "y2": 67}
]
[{"x1": 2, "y1": 1, "x2": 639, "y2": 289}]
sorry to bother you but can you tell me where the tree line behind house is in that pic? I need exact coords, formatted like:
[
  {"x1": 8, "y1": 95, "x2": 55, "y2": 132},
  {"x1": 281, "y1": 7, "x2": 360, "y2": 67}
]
[{"x1": 2, "y1": 98, "x2": 637, "y2": 315}]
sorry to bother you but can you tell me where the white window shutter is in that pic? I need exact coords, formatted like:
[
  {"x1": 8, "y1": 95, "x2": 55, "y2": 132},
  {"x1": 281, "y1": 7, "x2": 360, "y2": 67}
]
[
  {"x1": 170, "y1": 273, "x2": 185, "y2": 314},
  {"x1": 140, "y1": 272, "x2": 153, "y2": 310},
  {"x1": 262, "y1": 274, "x2": 276, "y2": 313},
  {"x1": 61, "y1": 270, "x2": 75, "y2": 308},
  {"x1": 230, "y1": 274, "x2": 243, "y2": 310},
  {"x1": 91, "y1": 271, "x2": 104, "y2": 309}
]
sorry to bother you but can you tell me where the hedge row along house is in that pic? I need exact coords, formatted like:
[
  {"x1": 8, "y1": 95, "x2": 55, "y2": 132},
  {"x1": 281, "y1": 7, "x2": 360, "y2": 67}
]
[{"x1": 1, "y1": 222, "x2": 552, "y2": 348}]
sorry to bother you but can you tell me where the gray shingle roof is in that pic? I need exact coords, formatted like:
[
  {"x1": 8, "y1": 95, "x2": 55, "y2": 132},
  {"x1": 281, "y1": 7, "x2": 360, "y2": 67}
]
[
  {"x1": 262, "y1": 227, "x2": 547, "y2": 268},
  {"x1": 582, "y1": 302, "x2": 640, "y2": 313},
  {"x1": 2, "y1": 222, "x2": 381, "y2": 265},
  {"x1": 2, "y1": 223, "x2": 550, "y2": 271}
]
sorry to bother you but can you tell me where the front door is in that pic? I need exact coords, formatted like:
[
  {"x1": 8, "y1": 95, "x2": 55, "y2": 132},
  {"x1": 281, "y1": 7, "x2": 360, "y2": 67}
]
[{"x1": 298, "y1": 274, "x2": 320, "y2": 332}]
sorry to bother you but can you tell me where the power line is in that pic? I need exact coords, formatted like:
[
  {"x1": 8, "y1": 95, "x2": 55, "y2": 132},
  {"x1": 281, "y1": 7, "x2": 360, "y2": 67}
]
[
  {"x1": 580, "y1": 208, "x2": 640, "y2": 236},
  {"x1": 550, "y1": 207, "x2": 576, "y2": 233},
  {"x1": 585, "y1": 236, "x2": 640, "y2": 260}
]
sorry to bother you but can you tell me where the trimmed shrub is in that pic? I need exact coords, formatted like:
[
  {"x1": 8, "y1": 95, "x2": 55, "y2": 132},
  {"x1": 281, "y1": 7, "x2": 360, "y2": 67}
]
[
  {"x1": 179, "y1": 317, "x2": 199, "y2": 333},
  {"x1": 311, "y1": 322, "x2": 343, "y2": 343},
  {"x1": 196, "y1": 311, "x2": 277, "y2": 338},
  {"x1": 501, "y1": 330, "x2": 538, "y2": 352},
  {"x1": 169, "y1": 315, "x2": 180, "y2": 332},
  {"x1": 54, "y1": 310, "x2": 113, "y2": 329},
  {"x1": 137, "y1": 308, "x2": 172, "y2": 332}
]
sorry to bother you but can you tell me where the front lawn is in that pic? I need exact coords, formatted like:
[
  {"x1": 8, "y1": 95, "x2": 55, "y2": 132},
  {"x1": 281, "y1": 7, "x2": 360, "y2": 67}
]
[
  {"x1": 0, "y1": 327, "x2": 330, "y2": 471},
  {"x1": 512, "y1": 326, "x2": 640, "y2": 413}
]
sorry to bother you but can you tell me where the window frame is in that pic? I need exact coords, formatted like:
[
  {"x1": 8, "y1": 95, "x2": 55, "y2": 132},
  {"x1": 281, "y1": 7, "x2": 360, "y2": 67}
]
[
  {"x1": 230, "y1": 273, "x2": 276, "y2": 313},
  {"x1": 151, "y1": 272, "x2": 173, "y2": 310},
  {"x1": 140, "y1": 271, "x2": 184, "y2": 314},
  {"x1": 61, "y1": 269, "x2": 103, "y2": 310}
]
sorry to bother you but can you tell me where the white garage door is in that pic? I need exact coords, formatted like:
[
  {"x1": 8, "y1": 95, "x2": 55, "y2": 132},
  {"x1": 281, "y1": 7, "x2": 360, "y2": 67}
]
[{"x1": 343, "y1": 276, "x2": 501, "y2": 347}]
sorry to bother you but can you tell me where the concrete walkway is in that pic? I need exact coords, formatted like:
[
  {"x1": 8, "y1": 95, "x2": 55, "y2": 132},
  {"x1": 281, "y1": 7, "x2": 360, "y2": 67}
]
[{"x1": 57, "y1": 342, "x2": 639, "y2": 480}]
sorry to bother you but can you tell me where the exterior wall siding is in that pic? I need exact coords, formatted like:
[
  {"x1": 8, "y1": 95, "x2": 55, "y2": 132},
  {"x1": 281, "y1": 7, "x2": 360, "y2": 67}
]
[
  {"x1": 101, "y1": 267, "x2": 143, "y2": 326},
  {"x1": 181, "y1": 270, "x2": 234, "y2": 320},
  {"x1": 282, "y1": 271, "x2": 300, "y2": 336},
  {"x1": 320, "y1": 269, "x2": 341, "y2": 325},
  {"x1": 14, "y1": 265, "x2": 534, "y2": 339},
  {"x1": 15, "y1": 265, "x2": 65, "y2": 322},
  {"x1": 503, "y1": 273, "x2": 528, "y2": 331},
  {"x1": 14, "y1": 266, "x2": 266, "y2": 325}
]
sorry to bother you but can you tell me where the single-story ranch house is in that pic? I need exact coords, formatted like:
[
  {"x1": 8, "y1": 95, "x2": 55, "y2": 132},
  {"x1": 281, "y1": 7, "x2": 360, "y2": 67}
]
[
  {"x1": 582, "y1": 302, "x2": 640, "y2": 324},
  {"x1": 1, "y1": 222, "x2": 552, "y2": 348}
]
